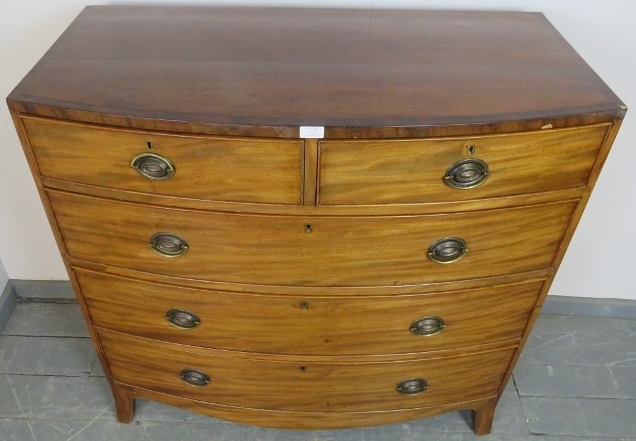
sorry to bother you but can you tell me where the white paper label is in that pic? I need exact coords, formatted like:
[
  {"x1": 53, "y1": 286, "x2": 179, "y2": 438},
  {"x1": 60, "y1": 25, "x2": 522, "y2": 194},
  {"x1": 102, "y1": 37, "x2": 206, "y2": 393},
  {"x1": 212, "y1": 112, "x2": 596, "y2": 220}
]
[{"x1": 299, "y1": 126, "x2": 325, "y2": 139}]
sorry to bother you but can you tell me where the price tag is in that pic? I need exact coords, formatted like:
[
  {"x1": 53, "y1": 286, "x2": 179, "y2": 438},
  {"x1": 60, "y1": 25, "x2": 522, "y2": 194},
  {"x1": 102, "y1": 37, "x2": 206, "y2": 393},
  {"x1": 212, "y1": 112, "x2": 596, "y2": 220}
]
[{"x1": 299, "y1": 126, "x2": 325, "y2": 139}]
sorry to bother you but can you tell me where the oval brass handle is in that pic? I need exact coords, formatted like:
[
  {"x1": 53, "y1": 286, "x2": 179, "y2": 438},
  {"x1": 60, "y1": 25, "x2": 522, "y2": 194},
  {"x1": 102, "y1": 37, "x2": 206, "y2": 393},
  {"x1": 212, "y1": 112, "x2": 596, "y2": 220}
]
[
  {"x1": 428, "y1": 237, "x2": 467, "y2": 264},
  {"x1": 396, "y1": 378, "x2": 428, "y2": 395},
  {"x1": 131, "y1": 153, "x2": 175, "y2": 181},
  {"x1": 443, "y1": 158, "x2": 489, "y2": 189},
  {"x1": 166, "y1": 309, "x2": 200, "y2": 329},
  {"x1": 410, "y1": 316, "x2": 446, "y2": 336},
  {"x1": 150, "y1": 232, "x2": 189, "y2": 257},
  {"x1": 180, "y1": 369, "x2": 210, "y2": 386}
]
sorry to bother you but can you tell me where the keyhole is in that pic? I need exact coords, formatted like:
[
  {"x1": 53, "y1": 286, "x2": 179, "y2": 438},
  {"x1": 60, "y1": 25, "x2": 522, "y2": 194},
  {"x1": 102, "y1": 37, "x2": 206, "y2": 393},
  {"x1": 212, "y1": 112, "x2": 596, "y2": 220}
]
[
  {"x1": 146, "y1": 141, "x2": 153, "y2": 151},
  {"x1": 305, "y1": 224, "x2": 312, "y2": 233},
  {"x1": 300, "y1": 301, "x2": 309, "y2": 309},
  {"x1": 467, "y1": 145, "x2": 475, "y2": 155},
  {"x1": 299, "y1": 366, "x2": 306, "y2": 372}
]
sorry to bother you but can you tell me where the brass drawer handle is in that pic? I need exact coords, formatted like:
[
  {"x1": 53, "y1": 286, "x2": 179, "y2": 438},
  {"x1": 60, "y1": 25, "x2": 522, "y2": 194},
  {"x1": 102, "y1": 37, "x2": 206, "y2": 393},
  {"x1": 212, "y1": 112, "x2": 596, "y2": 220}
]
[
  {"x1": 131, "y1": 153, "x2": 175, "y2": 181},
  {"x1": 180, "y1": 369, "x2": 210, "y2": 386},
  {"x1": 428, "y1": 237, "x2": 467, "y2": 264},
  {"x1": 443, "y1": 158, "x2": 489, "y2": 189},
  {"x1": 150, "y1": 232, "x2": 189, "y2": 257},
  {"x1": 410, "y1": 316, "x2": 445, "y2": 336},
  {"x1": 396, "y1": 378, "x2": 428, "y2": 395},
  {"x1": 166, "y1": 309, "x2": 200, "y2": 329}
]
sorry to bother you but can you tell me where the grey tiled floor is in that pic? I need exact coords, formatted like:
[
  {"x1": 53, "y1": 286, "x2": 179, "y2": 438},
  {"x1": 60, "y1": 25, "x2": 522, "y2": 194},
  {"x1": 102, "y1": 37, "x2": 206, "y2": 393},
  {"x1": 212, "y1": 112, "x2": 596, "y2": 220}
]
[{"x1": 1, "y1": 302, "x2": 635, "y2": 441}]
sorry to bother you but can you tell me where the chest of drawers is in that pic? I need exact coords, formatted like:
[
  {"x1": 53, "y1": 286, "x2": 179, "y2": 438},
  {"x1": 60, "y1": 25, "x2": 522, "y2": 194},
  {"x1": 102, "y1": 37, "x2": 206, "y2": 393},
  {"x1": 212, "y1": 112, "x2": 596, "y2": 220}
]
[{"x1": 7, "y1": 6, "x2": 625, "y2": 435}]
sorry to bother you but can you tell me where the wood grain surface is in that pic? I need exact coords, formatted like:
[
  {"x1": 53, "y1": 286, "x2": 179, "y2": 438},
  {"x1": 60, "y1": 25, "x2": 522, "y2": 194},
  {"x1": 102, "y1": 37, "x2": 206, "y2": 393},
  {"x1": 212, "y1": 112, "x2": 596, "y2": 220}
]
[
  {"x1": 112, "y1": 382, "x2": 497, "y2": 429},
  {"x1": 70, "y1": 258, "x2": 554, "y2": 296},
  {"x1": 7, "y1": 7, "x2": 624, "y2": 138},
  {"x1": 319, "y1": 125, "x2": 608, "y2": 205},
  {"x1": 99, "y1": 328, "x2": 515, "y2": 412},
  {"x1": 49, "y1": 190, "x2": 576, "y2": 286},
  {"x1": 76, "y1": 267, "x2": 542, "y2": 356},
  {"x1": 23, "y1": 116, "x2": 303, "y2": 205},
  {"x1": 40, "y1": 175, "x2": 586, "y2": 216}
]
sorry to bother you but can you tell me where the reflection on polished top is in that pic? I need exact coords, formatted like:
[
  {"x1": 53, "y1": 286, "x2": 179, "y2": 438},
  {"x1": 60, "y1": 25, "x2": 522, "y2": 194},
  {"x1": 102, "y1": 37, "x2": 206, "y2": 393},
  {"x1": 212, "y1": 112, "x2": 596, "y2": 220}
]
[{"x1": 7, "y1": 6, "x2": 626, "y2": 137}]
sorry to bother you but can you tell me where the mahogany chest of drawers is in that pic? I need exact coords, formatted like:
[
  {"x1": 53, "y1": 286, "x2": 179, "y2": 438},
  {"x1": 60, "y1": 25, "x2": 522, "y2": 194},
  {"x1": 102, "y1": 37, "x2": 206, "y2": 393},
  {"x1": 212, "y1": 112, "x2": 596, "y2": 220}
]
[{"x1": 7, "y1": 6, "x2": 625, "y2": 435}]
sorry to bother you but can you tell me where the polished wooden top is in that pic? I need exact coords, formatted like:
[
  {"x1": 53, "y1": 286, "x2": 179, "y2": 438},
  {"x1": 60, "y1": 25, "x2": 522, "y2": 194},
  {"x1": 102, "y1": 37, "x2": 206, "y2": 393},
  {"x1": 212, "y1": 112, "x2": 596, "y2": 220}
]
[{"x1": 8, "y1": 6, "x2": 625, "y2": 137}]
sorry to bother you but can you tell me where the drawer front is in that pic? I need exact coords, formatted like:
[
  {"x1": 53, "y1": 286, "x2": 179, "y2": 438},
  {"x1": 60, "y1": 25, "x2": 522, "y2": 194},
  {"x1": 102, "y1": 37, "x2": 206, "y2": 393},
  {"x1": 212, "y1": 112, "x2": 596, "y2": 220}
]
[
  {"x1": 23, "y1": 117, "x2": 304, "y2": 205},
  {"x1": 318, "y1": 125, "x2": 608, "y2": 205},
  {"x1": 99, "y1": 329, "x2": 515, "y2": 412},
  {"x1": 77, "y1": 268, "x2": 541, "y2": 355},
  {"x1": 50, "y1": 190, "x2": 576, "y2": 286}
]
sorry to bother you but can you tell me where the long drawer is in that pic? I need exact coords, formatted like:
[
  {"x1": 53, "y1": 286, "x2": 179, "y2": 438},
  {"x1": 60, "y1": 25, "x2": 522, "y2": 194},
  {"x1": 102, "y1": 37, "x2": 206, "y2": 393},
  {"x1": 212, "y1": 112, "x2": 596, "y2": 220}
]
[
  {"x1": 50, "y1": 190, "x2": 576, "y2": 286},
  {"x1": 77, "y1": 268, "x2": 541, "y2": 355},
  {"x1": 99, "y1": 329, "x2": 516, "y2": 412},
  {"x1": 318, "y1": 125, "x2": 609, "y2": 205},
  {"x1": 23, "y1": 116, "x2": 304, "y2": 205}
]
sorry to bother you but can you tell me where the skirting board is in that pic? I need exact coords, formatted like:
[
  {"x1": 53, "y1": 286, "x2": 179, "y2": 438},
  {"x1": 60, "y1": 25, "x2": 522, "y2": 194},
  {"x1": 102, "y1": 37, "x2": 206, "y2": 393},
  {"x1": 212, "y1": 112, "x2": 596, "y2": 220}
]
[
  {"x1": 9, "y1": 279, "x2": 75, "y2": 300},
  {"x1": 0, "y1": 280, "x2": 635, "y2": 334},
  {"x1": 0, "y1": 282, "x2": 17, "y2": 335},
  {"x1": 0, "y1": 280, "x2": 75, "y2": 335},
  {"x1": 540, "y1": 295, "x2": 636, "y2": 320}
]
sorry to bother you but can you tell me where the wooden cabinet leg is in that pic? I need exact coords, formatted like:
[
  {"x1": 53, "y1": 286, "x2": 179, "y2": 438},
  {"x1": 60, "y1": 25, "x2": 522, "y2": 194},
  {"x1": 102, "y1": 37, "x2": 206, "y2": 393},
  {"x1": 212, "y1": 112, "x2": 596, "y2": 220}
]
[
  {"x1": 472, "y1": 398, "x2": 497, "y2": 436},
  {"x1": 112, "y1": 384, "x2": 136, "y2": 423}
]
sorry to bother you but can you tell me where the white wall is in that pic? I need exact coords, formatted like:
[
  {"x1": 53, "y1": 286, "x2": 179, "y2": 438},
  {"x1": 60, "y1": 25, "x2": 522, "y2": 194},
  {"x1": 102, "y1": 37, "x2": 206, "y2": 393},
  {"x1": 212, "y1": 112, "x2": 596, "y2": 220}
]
[
  {"x1": 0, "y1": 1, "x2": 99, "y2": 281},
  {"x1": 0, "y1": 0, "x2": 634, "y2": 299}
]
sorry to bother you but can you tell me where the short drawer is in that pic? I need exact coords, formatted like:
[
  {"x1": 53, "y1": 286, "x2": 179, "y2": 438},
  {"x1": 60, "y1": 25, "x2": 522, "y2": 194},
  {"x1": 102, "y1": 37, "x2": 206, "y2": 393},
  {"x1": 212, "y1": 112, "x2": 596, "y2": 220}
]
[
  {"x1": 99, "y1": 329, "x2": 515, "y2": 412},
  {"x1": 50, "y1": 190, "x2": 576, "y2": 286},
  {"x1": 318, "y1": 125, "x2": 609, "y2": 205},
  {"x1": 22, "y1": 116, "x2": 303, "y2": 205},
  {"x1": 77, "y1": 268, "x2": 542, "y2": 355}
]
